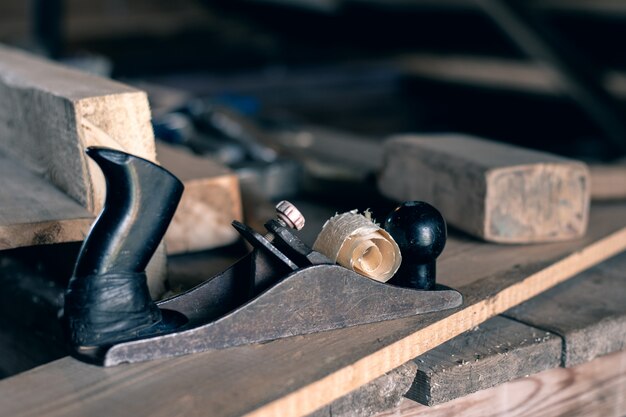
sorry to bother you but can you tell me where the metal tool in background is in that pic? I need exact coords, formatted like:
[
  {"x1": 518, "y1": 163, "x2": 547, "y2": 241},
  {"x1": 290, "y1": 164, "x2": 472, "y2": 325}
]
[
  {"x1": 153, "y1": 98, "x2": 301, "y2": 200},
  {"x1": 63, "y1": 147, "x2": 462, "y2": 366}
]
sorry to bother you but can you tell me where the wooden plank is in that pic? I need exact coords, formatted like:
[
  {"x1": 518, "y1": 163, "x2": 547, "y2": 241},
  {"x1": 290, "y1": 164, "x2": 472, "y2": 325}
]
[
  {"x1": 406, "y1": 316, "x2": 561, "y2": 406},
  {"x1": 0, "y1": 43, "x2": 156, "y2": 216},
  {"x1": 310, "y1": 363, "x2": 417, "y2": 417},
  {"x1": 0, "y1": 45, "x2": 166, "y2": 291},
  {"x1": 156, "y1": 142, "x2": 242, "y2": 254},
  {"x1": 0, "y1": 152, "x2": 92, "y2": 249},
  {"x1": 378, "y1": 134, "x2": 590, "y2": 243},
  {"x1": 506, "y1": 251, "x2": 626, "y2": 367},
  {"x1": 376, "y1": 349, "x2": 626, "y2": 417},
  {"x1": 589, "y1": 159, "x2": 626, "y2": 201},
  {"x1": 403, "y1": 250, "x2": 626, "y2": 406},
  {"x1": 0, "y1": 203, "x2": 625, "y2": 417}
]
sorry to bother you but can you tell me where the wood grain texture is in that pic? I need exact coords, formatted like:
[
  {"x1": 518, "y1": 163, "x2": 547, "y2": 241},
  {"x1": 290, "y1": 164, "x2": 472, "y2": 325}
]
[
  {"x1": 0, "y1": 43, "x2": 156, "y2": 216},
  {"x1": 376, "y1": 349, "x2": 626, "y2": 417},
  {"x1": 379, "y1": 134, "x2": 590, "y2": 243},
  {"x1": 0, "y1": 203, "x2": 625, "y2": 417},
  {"x1": 0, "y1": 152, "x2": 92, "y2": 250},
  {"x1": 0, "y1": 44, "x2": 166, "y2": 289},
  {"x1": 505, "y1": 251, "x2": 626, "y2": 367},
  {"x1": 407, "y1": 317, "x2": 561, "y2": 406},
  {"x1": 156, "y1": 142, "x2": 242, "y2": 254},
  {"x1": 310, "y1": 362, "x2": 418, "y2": 417}
]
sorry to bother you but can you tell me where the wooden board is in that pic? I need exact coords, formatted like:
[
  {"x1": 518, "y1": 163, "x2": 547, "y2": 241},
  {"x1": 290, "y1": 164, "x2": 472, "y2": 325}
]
[
  {"x1": 156, "y1": 142, "x2": 242, "y2": 254},
  {"x1": 378, "y1": 134, "x2": 590, "y2": 243},
  {"x1": 310, "y1": 363, "x2": 417, "y2": 417},
  {"x1": 403, "y1": 250, "x2": 626, "y2": 406},
  {"x1": 0, "y1": 203, "x2": 625, "y2": 417},
  {"x1": 0, "y1": 43, "x2": 156, "y2": 244},
  {"x1": 406, "y1": 316, "x2": 561, "y2": 406},
  {"x1": 0, "y1": 152, "x2": 92, "y2": 250},
  {"x1": 0, "y1": 44, "x2": 168, "y2": 291},
  {"x1": 589, "y1": 159, "x2": 626, "y2": 201},
  {"x1": 506, "y1": 251, "x2": 626, "y2": 367},
  {"x1": 376, "y1": 349, "x2": 626, "y2": 417}
]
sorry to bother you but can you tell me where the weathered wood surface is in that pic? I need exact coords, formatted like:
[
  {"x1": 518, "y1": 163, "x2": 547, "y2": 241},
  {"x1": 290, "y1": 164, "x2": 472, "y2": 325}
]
[
  {"x1": 506, "y1": 251, "x2": 626, "y2": 367},
  {"x1": 0, "y1": 44, "x2": 170, "y2": 291},
  {"x1": 0, "y1": 152, "x2": 92, "y2": 250},
  {"x1": 0, "y1": 43, "x2": 156, "y2": 213},
  {"x1": 407, "y1": 317, "x2": 561, "y2": 406},
  {"x1": 310, "y1": 362, "x2": 417, "y2": 417},
  {"x1": 376, "y1": 349, "x2": 626, "y2": 417},
  {"x1": 0, "y1": 44, "x2": 156, "y2": 249},
  {"x1": 0, "y1": 203, "x2": 625, "y2": 417},
  {"x1": 156, "y1": 142, "x2": 242, "y2": 254},
  {"x1": 403, "y1": 249, "x2": 626, "y2": 406},
  {"x1": 378, "y1": 134, "x2": 590, "y2": 243}
]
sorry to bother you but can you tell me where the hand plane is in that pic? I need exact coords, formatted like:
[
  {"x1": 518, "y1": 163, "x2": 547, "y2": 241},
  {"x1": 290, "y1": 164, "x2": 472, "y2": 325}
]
[{"x1": 64, "y1": 148, "x2": 462, "y2": 366}]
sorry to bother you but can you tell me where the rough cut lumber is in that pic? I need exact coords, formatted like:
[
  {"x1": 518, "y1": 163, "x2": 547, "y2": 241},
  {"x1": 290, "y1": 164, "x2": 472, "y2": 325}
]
[
  {"x1": 0, "y1": 43, "x2": 156, "y2": 212},
  {"x1": 0, "y1": 43, "x2": 156, "y2": 240},
  {"x1": 376, "y1": 349, "x2": 626, "y2": 417},
  {"x1": 310, "y1": 362, "x2": 417, "y2": 417},
  {"x1": 0, "y1": 152, "x2": 92, "y2": 250},
  {"x1": 0, "y1": 203, "x2": 625, "y2": 417},
  {"x1": 506, "y1": 251, "x2": 626, "y2": 367},
  {"x1": 403, "y1": 250, "x2": 626, "y2": 406},
  {"x1": 406, "y1": 317, "x2": 561, "y2": 406},
  {"x1": 378, "y1": 134, "x2": 590, "y2": 243},
  {"x1": 589, "y1": 159, "x2": 626, "y2": 201},
  {"x1": 0, "y1": 44, "x2": 167, "y2": 289},
  {"x1": 156, "y1": 142, "x2": 242, "y2": 254}
]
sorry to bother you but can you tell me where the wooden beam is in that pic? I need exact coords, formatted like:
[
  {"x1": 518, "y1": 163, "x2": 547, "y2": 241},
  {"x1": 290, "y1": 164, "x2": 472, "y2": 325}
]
[
  {"x1": 156, "y1": 142, "x2": 242, "y2": 254},
  {"x1": 0, "y1": 44, "x2": 168, "y2": 291},
  {"x1": 506, "y1": 251, "x2": 626, "y2": 367},
  {"x1": 0, "y1": 203, "x2": 625, "y2": 417},
  {"x1": 376, "y1": 349, "x2": 626, "y2": 417},
  {"x1": 405, "y1": 250, "x2": 626, "y2": 406},
  {"x1": 407, "y1": 316, "x2": 561, "y2": 406},
  {"x1": 0, "y1": 153, "x2": 92, "y2": 249},
  {"x1": 378, "y1": 134, "x2": 590, "y2": 243},
  {"x1": 0, "y1": 44, "x2": 156, "y2": 244}
]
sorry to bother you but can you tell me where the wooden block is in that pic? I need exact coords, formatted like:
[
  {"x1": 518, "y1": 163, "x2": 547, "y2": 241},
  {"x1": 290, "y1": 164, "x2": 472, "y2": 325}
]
[
  {"x1": 376, "y1": 349, "x2": 626, "y2": 417},
  {"x1": 156, "y1": 142, "x2": 242, "y2": 254},
  {"x1": 0, "y1": 203, "x2": 624, "y2": 417},
  {"x1": 406, "y1": 316, "x2": 561, "y2": 406},
  {"x1": 378, "y1": 134, "x2": 590, "y2": 243},
  {"x1": 0, "y1": 44, "x2": 165, "y2": 292},
  {"x1": 0, "y1": 44, "x2": 156, "y2": 242},
  {"x1": 505, "y1": 251, "x2": 626, "y2": 367}
]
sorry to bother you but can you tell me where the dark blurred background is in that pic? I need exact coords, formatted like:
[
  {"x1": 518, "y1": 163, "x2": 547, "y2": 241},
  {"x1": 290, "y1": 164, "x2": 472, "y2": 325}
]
[{"x1": 3, "y1": 0, "x2": 626, "y2": 162}]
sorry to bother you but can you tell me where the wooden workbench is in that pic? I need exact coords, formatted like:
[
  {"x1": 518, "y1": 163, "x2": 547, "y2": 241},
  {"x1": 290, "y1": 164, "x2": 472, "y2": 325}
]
[{"x1": 0, "y1": 201, "x2": 625, "y2": 417}]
